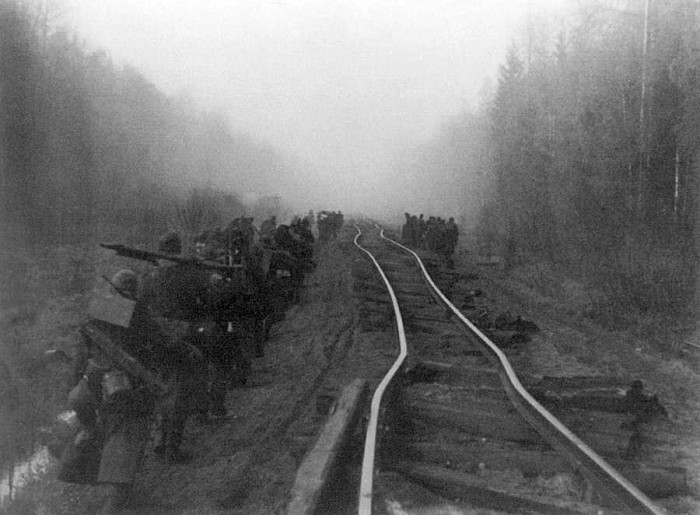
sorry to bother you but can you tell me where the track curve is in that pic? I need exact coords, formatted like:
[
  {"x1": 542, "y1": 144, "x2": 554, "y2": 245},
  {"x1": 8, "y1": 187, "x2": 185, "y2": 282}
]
[{"x1": 353, "y1": 221, "x2": 664, "y2": 515}]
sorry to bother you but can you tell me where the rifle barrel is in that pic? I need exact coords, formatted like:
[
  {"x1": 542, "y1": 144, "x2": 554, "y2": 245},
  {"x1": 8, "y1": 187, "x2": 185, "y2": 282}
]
[{"x1": 101, "y1": 243, "x2": 244, "y2": 272}]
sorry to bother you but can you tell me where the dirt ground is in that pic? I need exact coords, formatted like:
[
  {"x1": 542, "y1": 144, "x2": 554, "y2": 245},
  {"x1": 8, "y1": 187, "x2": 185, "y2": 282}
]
[
  {"x1": 8, "y1": 223, "x2": 700, "y2": 514},
  {"x1": 9, "y1": 226, "x2": 394, "y2": 515},
  {"x1": 438, "y1": 245, "x2": 700, "y2": 515}
]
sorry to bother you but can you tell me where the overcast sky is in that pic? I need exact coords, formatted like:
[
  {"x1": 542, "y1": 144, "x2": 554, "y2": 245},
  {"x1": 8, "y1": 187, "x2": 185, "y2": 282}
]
[{"x1": 64, "y1": 0, "x2": 567, "y2": 213}]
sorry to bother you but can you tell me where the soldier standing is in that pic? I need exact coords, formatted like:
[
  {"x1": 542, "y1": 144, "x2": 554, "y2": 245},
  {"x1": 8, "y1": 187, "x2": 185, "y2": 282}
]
[
  {"x1": 402, "y1": 213, "x2": 412, "y2": 245},
  {"x1": 139, "y1": 231, "x2": 210, "y2": 462},
  {"x1": 260, "y1": 215, "x2": 277, "y2": 245},
  {"x1": 66, "y1": 269, "x2": 174, "y2": 513}
]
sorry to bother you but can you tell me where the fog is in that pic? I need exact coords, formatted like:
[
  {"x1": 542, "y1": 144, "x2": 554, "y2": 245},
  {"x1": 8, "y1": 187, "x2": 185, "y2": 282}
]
[{"x1": 65, "y1": 0, "x2": 565, "y2": 217}]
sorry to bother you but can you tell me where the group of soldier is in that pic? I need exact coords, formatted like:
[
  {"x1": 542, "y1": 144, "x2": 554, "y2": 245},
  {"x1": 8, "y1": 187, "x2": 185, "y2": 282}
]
[
  {"x1": 316, "y1": 210, "x2": 344, "y2": 243},
  {"x1": 56, "y1": 213, "x2": 325, "y2": 513},
  {"x1": 402, "y1": 213, "x2": 459, "y2": 261}
]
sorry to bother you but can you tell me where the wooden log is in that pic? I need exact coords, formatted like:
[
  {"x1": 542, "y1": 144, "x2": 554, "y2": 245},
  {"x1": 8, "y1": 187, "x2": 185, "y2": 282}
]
[
  {"x1": 531, "y1": 388, "x2": 629, "y2": 413},
  {"x1": 405, "y1": 364, "x2": 665, "y2": 456},
  {"x1": 394, "y1": 285, "x2": 430, "y2": 296},
  {"x1": 405, "y1": 399, "x2": 634, "y2": 458},
  {"x1": 484, "y1": 329, "x2": 530, "y2": 349},
  {"x1": 390, "y1": 460, "x2": 584, "y2": 515},
  {"x1": 410, "y1": 385, "x2": 669, "y2": 450},
  {"x1": 410, "y1": 305, "x2": 450, "y2": 315},
  {"x1": 536, "y1": 386, "x2": 669, "y2": 428},
  {"x1": 406, "y1": 398, "x2": 545, "y2": 444},
  {"x1": 547, "y1": 408, "x2": 635, "y2": 435},
  {"x1": 405, "y1": 442, "x2": 688, "y2": 498},
  {"x1": 408, "y1": 313, "x2": 452, "y2": 323},
  {"x1": 406, "y1": 383, "x2": 506, "y2": 399},
  {"x1": 412, "y1": 360, "x2": 503, "y2": 388},
  {"x1": 406, "y1": 380, "x2": 639, "y2": 429},
  {"x1": 414, "y1": 361, "x2": 633, "y2": 394},
  {"x1": 527, "y1": 375, "x2": 631, "y2": 390},
  {"x1": 287, "y1": 379, "x2": 368, "y2": 515},
  {"x1": 614, "y1": 462, "x2": 689, "y2": 498},
  {"x1": 404, "y1": 386, "x2": 513, "y2": 416},
  {"x1": 358, "y1": 291, "x2": 391, "y2": 304},
  {"x1": 404, "y1": 387, "x2": 638, "y2": 438},
  {"x1": 405, "y1": 440, "x2": 569, "y2": 477},
  {"x1": 547, "y1": 409, "x2": 667, "y2": 453}
]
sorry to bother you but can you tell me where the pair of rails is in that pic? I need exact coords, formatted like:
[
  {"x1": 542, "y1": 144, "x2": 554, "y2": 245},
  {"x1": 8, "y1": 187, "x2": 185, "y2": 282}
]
[{"x1": 353, "y1": 222, "x2": 663, "y2": 515}]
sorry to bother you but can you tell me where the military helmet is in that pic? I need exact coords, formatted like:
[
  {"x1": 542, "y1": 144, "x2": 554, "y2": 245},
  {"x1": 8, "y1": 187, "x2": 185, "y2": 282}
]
[
  {"x1": 158, "y1": 231, "x2": 182, "y2": 254},
  {"x1": 111, "y1": 269, "x2": 138, "y2": 299}
]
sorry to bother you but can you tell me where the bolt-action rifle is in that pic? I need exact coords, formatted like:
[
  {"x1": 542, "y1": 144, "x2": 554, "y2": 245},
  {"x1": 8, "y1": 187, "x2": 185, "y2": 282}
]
[
  {"x1": 102, "y1": 242, "x2": 253, "y2": 319},
  {"x1": 101, "y1": 243, "x2": 244, "y2": 273}
]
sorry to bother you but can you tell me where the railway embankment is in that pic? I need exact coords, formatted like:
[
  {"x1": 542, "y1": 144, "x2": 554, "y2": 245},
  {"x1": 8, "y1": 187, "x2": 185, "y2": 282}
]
[
  {"x1": 403, "y1": 227, "x2": 700, "y2": 514},
  {"x1": 4, "y1": 221, "x2": 700, "y2": 514}
]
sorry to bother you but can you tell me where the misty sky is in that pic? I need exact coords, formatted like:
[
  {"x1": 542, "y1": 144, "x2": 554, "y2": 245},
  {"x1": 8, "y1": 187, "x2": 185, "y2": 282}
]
[{"x1": 65, "y1": 0, "x2": 566, "y2": 213}]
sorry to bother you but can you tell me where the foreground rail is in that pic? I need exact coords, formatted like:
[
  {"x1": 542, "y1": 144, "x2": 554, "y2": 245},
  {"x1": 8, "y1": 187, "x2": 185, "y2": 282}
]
[
  {"x1": 354, "y1": 222, "x2": 664, "y2": 515},
  {"x1": 353, "y1": 225, "x2": 408, "y2": 515}
]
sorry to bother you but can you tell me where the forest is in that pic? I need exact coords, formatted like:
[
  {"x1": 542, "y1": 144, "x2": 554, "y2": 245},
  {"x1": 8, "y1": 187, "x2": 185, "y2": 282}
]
[{"x1": 409, "y1": 0, "x2": 700, "y2": 325}]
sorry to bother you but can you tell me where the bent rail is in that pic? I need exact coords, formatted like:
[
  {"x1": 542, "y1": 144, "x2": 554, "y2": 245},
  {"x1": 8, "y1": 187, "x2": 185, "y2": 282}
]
[
  {"x1": 353, "y1": 224, "x2": 408, "y2": 515},
  {"x1": 374, "y1": 224, "x2": 664, "y2": 515}
]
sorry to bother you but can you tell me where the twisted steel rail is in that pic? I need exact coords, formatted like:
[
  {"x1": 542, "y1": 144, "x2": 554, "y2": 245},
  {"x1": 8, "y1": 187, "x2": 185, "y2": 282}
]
[
  {"x1": 354, "y1": 224, "x2": 408, "y2": 515},
  {"x1": 354, "y1": 222, "x2": 664, "y2": 515}
]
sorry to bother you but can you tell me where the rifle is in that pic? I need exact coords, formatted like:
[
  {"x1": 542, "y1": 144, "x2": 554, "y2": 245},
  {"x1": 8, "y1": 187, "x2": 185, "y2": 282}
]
[
  {"x1": 103, "y1": 242, "x2": 255, "y2": 318},
  {"x1": 101, "y1": 243, "x2": 244, "y2": 273}
]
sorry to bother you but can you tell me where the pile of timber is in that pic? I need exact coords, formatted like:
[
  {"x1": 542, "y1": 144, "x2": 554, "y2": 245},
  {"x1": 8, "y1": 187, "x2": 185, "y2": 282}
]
[{"x1": 391, "y1": 360, "x2": 686, "y2": 500}]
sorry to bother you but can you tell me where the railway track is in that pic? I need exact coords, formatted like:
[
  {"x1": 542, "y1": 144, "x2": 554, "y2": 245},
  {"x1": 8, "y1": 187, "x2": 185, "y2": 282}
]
[
  {"x1": 356, "y1": 223, "x2": 662, "y2": 514},
  {"x1": 287, "y1": 221, "x2": 689, "y2": 514},
  {"x1": 352, "y1": 222, "x2": 668, "y2": 514}
]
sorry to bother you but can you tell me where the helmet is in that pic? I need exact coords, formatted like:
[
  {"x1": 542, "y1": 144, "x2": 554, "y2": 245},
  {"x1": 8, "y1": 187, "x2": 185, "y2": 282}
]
[
  {"x1": 158, "y1": 231, "x2": 182, "y2": 254},
  {"x1": 111, "y1": 269, "x2": 138, "y2": 299}
]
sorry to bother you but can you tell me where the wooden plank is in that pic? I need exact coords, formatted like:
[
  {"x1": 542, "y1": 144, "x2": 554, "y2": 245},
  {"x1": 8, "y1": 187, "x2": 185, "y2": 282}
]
[
  {"x1": 406, "y1": 398, "x2": 541, "y2": 444},
  {"x1": 413, "y1": 360, "x2": 515, "y2": 388},
  {"x1": 286, "y1": 379, "x2": 368, "y2": 515},
  {"x1": 405, "y1": 442, "x2": 688, "y2": 498},
  {"x1": 406, "y1": 399, "x2": 635, "y2": 458},
  {"x1": 533, "y1": 389, "x2": 630, "y2": 413},
  {"x1": 414, "y1": 360, "x2": 630, "y2": 392},
  {"x1": 405, "y1": 384, "x2": 644, "y2": 441},
  {"x1": 404, "y1": 387, "x2": 513, "y2": 416},
  {"x1": 532, "y1": 376, "x2": 631, "y2": 390},
  {"x1": 390, "y1": 460, "x2": 583, "y2": 514},
  {"x1": 406, "y1": 440, "x2": 569, "y2": 477}
]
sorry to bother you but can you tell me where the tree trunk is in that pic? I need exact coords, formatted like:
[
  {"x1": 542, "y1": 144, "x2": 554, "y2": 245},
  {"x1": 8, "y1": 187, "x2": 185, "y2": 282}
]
[{"x1": 693, "y1": 156, "x2": 700, "y2": 317}]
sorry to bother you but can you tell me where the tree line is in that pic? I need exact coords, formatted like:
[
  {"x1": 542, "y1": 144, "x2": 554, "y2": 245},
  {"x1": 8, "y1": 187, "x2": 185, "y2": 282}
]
[
  {"x1": 491, "y1": 0, "x2": 700, "y2": 316},
  {"x1": 411, "y1": 0, "x2": 700, "y2": 321},
  {"x1": 0, "y1": 0, "x2": 290, "y2": 248}
]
